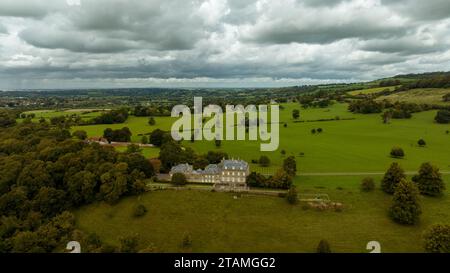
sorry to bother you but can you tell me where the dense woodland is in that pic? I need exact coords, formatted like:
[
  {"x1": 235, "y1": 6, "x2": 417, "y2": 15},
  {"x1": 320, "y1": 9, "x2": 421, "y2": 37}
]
[{"x1": 0, "y1": 114, "x2": 154, "y2": 252}]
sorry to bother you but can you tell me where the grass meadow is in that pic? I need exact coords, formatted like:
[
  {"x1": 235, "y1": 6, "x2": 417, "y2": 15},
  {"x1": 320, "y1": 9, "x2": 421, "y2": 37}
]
[{"x1": 75, "y1": 174, "x2": 450, "y2": 253}]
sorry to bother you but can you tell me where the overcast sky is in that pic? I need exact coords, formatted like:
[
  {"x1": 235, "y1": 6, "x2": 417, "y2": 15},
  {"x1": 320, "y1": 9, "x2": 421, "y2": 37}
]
[{"x1": 0, "y1": 0, "x2": 450, "y2": 89}]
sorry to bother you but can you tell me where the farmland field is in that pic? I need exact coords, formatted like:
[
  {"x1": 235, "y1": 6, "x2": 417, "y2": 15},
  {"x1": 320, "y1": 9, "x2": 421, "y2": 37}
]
[{"x1": 75, "y1": 174, "x2": 450, "y2": 253}]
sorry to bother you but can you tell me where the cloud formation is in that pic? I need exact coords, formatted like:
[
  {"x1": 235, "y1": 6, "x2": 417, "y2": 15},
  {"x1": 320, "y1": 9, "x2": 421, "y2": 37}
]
[{"x1": 0, "y1": 0, "x2": 450, "y2": 89}]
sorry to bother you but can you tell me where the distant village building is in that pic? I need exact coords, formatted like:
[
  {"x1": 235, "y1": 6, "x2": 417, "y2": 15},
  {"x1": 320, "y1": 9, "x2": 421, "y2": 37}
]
[{"x1": 170, "y1": 159, "x2": 250, "y2": 192}]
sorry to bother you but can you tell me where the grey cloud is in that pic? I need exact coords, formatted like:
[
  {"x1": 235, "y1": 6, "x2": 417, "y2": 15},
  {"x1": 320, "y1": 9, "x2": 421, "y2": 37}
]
[
  {"x1": 360, "y1": 38, "x2": 448, "y2": 56},
  {"x1": 19, "y1": 0, "x2": 208, "y2": 53},
  {"x1": 300, "y1": 0, "x2": 346, "y2": 7},
  {"x1": 0, "y1": 23, "x2": 7, "y2": 34},
  {"x1": 1, "y1": 0, "x2": 450, "y2": 89},
  {"x1": 382, "y1": 0, "x2": 450, "y2": 21},
  {"x1": 244, "y1": 22, "x2": 408, "y2": 44},
  {"x1": 241, "y1": 1, "x2": 410, "y2": 45},
  {"x1": 0, "y1": 0, "x2": 63, "y2": 18},
  {"x1": 19, "y1": 28, "x2": 139, "y2": 53}
]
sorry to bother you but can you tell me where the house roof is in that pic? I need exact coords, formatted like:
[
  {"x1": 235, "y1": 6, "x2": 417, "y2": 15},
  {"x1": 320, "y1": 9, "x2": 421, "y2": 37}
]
[
  {"x1": 220, "y1": 159, "x2": 248, "y2": 170},
  {"x1": 170, "y1": 159, "x2": 248, "y2": 175},
  {"x1": 170, "y1": 163, "x2": 192, "y2": 174}
]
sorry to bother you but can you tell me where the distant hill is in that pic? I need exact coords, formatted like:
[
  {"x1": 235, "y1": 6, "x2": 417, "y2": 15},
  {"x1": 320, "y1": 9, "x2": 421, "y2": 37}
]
[{"x1": 392, "y1": 71, "x2": 450, "y2": 80}]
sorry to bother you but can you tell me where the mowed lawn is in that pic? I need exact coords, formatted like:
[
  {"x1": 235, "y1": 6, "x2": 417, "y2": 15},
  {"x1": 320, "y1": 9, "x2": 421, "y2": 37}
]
[{"x1": 75, "y1": 175, "x2": 450, "y2": 253}]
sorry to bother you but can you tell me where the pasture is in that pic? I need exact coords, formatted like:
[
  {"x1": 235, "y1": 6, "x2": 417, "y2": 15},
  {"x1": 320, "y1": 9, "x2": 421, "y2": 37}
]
[
  {"x1": 33, "y1": 102, "x2": 450, "y2": 173},
  {"x1": 75, "y1": 174, "x2": 450, "y2": 253}
]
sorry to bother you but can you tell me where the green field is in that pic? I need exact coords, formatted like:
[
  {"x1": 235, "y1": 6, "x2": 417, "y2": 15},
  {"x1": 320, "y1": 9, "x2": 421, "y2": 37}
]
[
  {"x1": 75, "y1": 175, "x2": 450, "y2": 253},
  {"x1": 55, "y1": 102, "x2": 450, "y2": 173},
  {"x1": 376, "y1": 88, "x2": 450, "y2": 105},
  {"x1": 72, "y1": 116, "x2": 177, "y2": 142},
  {"x1": 348, "y1": 86, "x2": 399, "y2": 96},
  {"x1": 23, "y1": 108, "x2": 109, "y2": 121},
  {"x1": 182, "y1": 103, "x2": 450, "y2": 173}
]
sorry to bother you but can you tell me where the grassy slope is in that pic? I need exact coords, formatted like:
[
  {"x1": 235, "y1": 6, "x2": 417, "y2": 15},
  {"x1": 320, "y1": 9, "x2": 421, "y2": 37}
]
[
  {"x1": 376, "y1": 88, "x2": 450, "y2": 105},
  {"x1": 348, "y1": 86, "x2": 398, "y2": 96},
  {"x1": 75, "y1": 175, "x2": 450, "y2": 253}
]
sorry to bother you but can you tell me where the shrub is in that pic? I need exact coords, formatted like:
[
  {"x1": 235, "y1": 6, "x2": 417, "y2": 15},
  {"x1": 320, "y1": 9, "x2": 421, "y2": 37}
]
[
  {"x1": 277, "y1": 192, "x2": 287, "y2": 198},
  {"x1": 311, "y1": 129, "x2": 316, "y2": 134},
  {"x1": 435, "y1": 110, "x2": 450, "y2": 124},
  {"x1": 72, "y1": 130, "x2": 87, "y2": 140},
  {"x1": 389, "y1": 179, "x2": 422, "y2": 225},
  {"x1": 412, "y1": 162, "x2": 446, "y2": 196},
  {"x1": 283, "y1": 156, "x2": 297, "y2": 177},
  {"x1": 417, "y1": 139, "x2": 426, "y2": 147},
  {"x1": 182, "y1": 233, "x2": 192, "y2": 248},
  {"x1": 443, "y1": 93, "x2": 450, "y2": 102},
  {"x1": 390, "y1": 147, "x2": 405, "y2": 158},
  {"x1": 317, "y1": 128, "x2": 323, "y2": 133},
  {"x1": 259, "y1": 156, "x2": 271, "y2": 167},
  {"x1": 141, "y1": 135, "x2": 149, "y2": 144},
  {"x1": 292, "y1": 109, "x2": 300, "y2": 120},
  {"x1": 126, "y1": 144, "x2": 142, "y2": 154},
  {"x1": 171, "y1": 173, "x2": 187, "y2": 186},
  {"x1": 423, "y1": 224, "x2": 450, "y2": 253},
  {"x1": 286, "y1": 186, "x2": 298, "y2": 205},
  {"x1": 361, "y1": 177, "x2": 375, "y2": 192},
  {"x1": 317, "y1": 240, "x2": 331, "y2": 253},
  {"x1": 133, "y1": 204, "x2": 148, "y2": 217},
  {"x1": 148, "y1": 117, "x2": 156, "y2": 126},
  {"x1": 119, "y1": 234, "x2": 140, "y2": 253}
]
